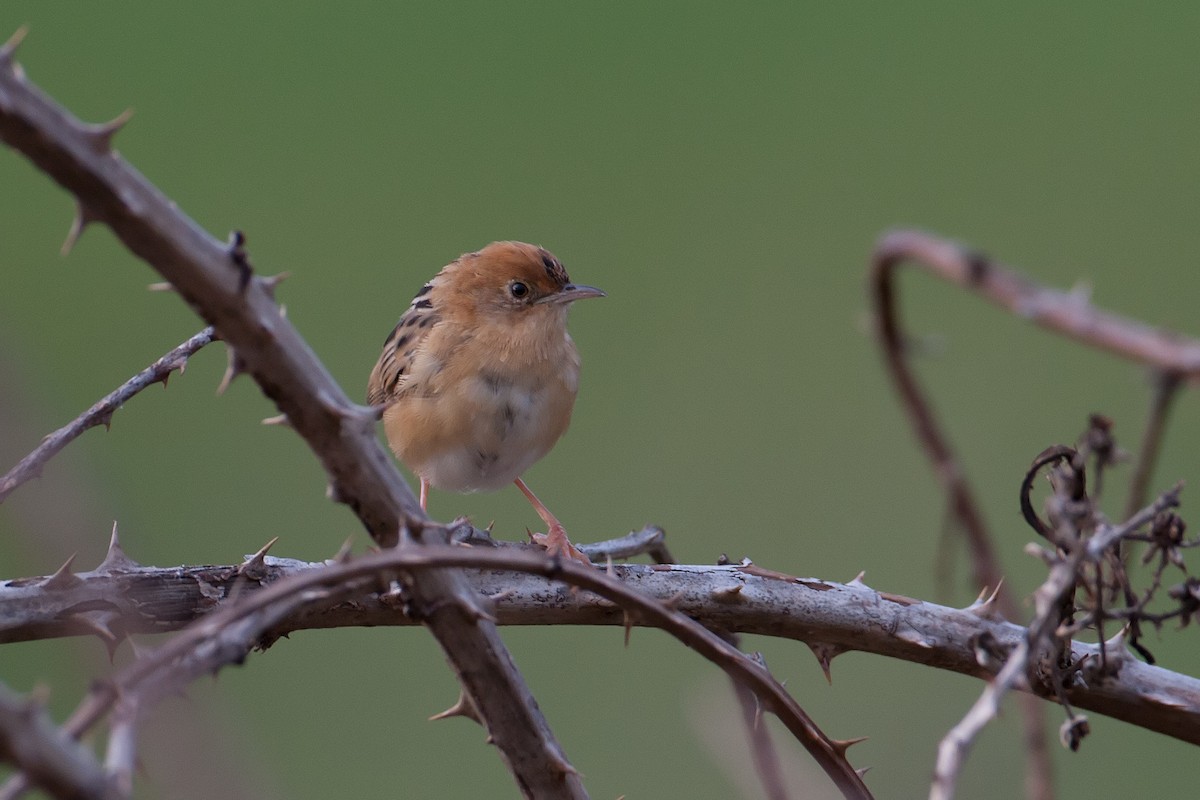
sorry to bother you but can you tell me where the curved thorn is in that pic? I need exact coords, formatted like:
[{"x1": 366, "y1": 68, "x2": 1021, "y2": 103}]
[
  {"x1": 216, "y1": 346, "x2": 245, "y2": 395},
  {"x1": 61, "y1": 200, "x2": 99, "y2": 256},
  {"x1": 0, "y1": 25, "x2": 29, "y2": 67},
  {"x1": 82, "y1": 107, "x2": 134, "y2": 154},
  {"x1": 831, "y1": 735, "x2": 869, "y2": 756}
]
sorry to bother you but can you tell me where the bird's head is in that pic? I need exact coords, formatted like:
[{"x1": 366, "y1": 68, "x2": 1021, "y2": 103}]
[{"x1": 441, "y1": 242, "x2": 605, "y2": 322}]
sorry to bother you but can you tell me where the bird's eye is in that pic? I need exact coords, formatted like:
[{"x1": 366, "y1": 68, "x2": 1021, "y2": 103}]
[{"x1": 509, "y1": 281, "x2": 529, "y2": 299}]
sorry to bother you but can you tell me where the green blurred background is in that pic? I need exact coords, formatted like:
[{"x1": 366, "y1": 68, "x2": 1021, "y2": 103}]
[{"x1": 2, "y1": 2, "x2": 1199, "y2": 797}]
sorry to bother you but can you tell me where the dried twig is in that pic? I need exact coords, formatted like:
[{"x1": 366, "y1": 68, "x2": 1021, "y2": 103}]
[
  {"x1": 0, "y1": 328, "x2": 216, "y2": 502},
  {"x1": 869, "y1": 231, "x2": 1008, "y2": 600},
  {"x1": 579, "y1": 526, "x2": 675, "y2": 564},
  {"x1": 871, "y1": 231, "x2": 1053, "y2": 798},
  {"x1": 932, "y1": 423, "x2": 1187, "y2": 800},
  {"x1": 870, "y1": 229, "x2": 1200, "y2": 800}
]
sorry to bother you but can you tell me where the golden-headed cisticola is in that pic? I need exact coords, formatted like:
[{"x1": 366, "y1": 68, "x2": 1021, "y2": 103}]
[{"x1": 367, "y1": 242, "x2": 604, "y2": 563}]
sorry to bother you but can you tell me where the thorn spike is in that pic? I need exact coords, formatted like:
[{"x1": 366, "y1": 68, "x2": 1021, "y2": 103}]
[
  {"x1": 261, "y1": 414, "x2": 291, "y2": 427},
  {"x1": 83, "y1": 108, "x2": 134, "y2": 154},
  {"x1": 216, "y1": 346, "x2": 245, "y2": 395},
  {"x1": 331, "y1": 536, "x2": 354, "y2": 564},
  {"x1": 830, "y1": 736, "x2": 868, "y2": 756},
  {"x1": 428, "y1": 691, "x2": 483, "y2": 726},
  {"x1": 622, "y1": 611, "x2": 634, "y2": 647},
  {"x1": 549, "y1": 753, "x2": 580, "y2": 777},
  {"x1": 0, "y1": 26, "x2": 29, "y2": 66},
  {"x1": 70, "y1": 613, "x2": 122, "y2": 659},
  {"x1": 239, "y1": 537, "x2": 279, "y2": 578},
  {"x1": 964, "y1": 579, "x2": 1005, "y2": 620},
  {"x1": 43, "y1": 553, "x2": 82, "y2": 590},
  {"x1": 806, "y1": 641, "x2": 844, "y2": 684},
  {"x1": 147, "y1": 281, "x2": 176, "y2": 292},
  {"x1": 98, "y1": 521, "x2": 139, "y2": 572},
  {"x1": 261, "y1": 271, "x2": 291, "y2": 296},
  {"x1": 61, "y1": 201, "x2": 99, "y2": 256}
]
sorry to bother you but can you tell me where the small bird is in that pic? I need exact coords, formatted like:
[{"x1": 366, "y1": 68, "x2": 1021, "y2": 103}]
[{"x1": 367, "y1": 241, "x2": 604, "y2": 563}]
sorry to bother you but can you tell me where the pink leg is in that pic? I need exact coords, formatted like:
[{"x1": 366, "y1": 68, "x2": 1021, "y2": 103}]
[
  {"x1": 419, "y1": 477, "x2": 430, "y2": 511},
  {"x1": 514, "y1": 477, "x2": 591, "y2": 565}
]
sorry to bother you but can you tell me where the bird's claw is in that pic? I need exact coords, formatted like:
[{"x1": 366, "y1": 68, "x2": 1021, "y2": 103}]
[{"x1": 530, "y1": 525, "x2": 593, "y2": 566}]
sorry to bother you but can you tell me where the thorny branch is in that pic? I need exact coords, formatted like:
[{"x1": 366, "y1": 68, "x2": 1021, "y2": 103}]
[
  {"x1": 872, "y1": 228, "x2": 1200, "y2": 595},
  {"x1": 2, "y1": 544, "x2": 875, "y2": 800},
  {"x1": 0, "y1": 30, "x2": 869, "y2": 800},
  {"x1": 0, "y1": 328, "x2": 217, "y2": 502},
  {"x1": 2, "y1": 532, "x2": 1198, "y2": 745},
  {"x1": 0, "y1": 30, "x2": 588, "y2": 800},
  {"x1": 871, "y1": 229, "x2": 1200, "y2": 800},
  {"x1": 932, "y1": 416, "x2": 1199, "y2": 800},
  {"x1": 4, "y1": 26, "x2": 1200, "y2": 800},
  {"x1": 0, "y1": 682, "x2": 116, "y2": 800}
]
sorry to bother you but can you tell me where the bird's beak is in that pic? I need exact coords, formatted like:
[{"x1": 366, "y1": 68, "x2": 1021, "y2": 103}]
[{"x1": 544, "y1": 284, "x2": 606, "y2": 304}]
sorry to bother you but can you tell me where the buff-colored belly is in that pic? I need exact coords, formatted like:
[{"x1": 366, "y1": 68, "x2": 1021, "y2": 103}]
[{"x1": 384, "y1": 370, "x2": 575, "y2": 493}]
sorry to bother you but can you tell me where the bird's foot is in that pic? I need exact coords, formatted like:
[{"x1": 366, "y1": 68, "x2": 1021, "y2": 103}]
[{"x1": 530, "y1": 525, "x2": 593, "y2": 566}]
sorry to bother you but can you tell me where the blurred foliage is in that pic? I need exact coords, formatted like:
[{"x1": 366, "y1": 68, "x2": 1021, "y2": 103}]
[{"x1": 2, "y1": 2, "x2": 1199, "y2": 798}]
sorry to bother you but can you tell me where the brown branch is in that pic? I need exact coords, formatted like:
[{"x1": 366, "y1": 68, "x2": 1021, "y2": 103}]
[
  {"x1": 1125, "y1": 370, "x2": 1184, "y2": 521},
  {"x1": 0, "y1": 328, "x2": 216, "y2": 503},
  {"x1": 0, "y1": 34, "x2": 583, "y2": 800},
  {"x1": 873, "y1": 230, "x2": 1200, "y2": 374},
  {"x1": 870, "y1": 230, "x2": 1053, "y2": 799},
  {"x1": 870, "y1": 231, "x2": 1011, "y2": 601},
  {"x1": 0, "y1": 681, "x2": 117, "y2": 800},
  {"x1": 870, "y1": 230, "x2": 1200, "y2": 799},
  {"x1": 17, "y1": 545, "x2": 873, "y2": 800},
  {"x1": 731, "y1": 651, "x2": 791, "y2": 800},
  {"x1": 872, "y1": 228, "x2": 1200, "y2": 581},
  {"x1": 2, "y1": 540, "x2": 1197, "y2": 747},
  {"x1": 933, "y1": 463, "x2": 1185, "y2": 798}
]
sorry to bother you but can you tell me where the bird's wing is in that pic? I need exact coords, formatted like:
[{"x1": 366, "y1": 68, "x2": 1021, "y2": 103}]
[{"x1": 366, "y1": 282, "x2": 440, "y2": 405}]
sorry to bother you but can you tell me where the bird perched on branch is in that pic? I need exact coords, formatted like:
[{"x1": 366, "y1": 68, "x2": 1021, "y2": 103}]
[{"x1": 368, "y1": 241, "x2": 604, "y2": 564}]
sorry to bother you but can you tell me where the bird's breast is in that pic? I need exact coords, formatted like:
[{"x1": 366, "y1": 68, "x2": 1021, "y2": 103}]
[{"x1": 385, "y1": 333, "x2": 582, "y2": 494}]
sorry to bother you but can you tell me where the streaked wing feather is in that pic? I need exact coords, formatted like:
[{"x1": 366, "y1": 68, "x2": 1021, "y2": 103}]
[{"x1": 366, "y1": 282, "x2": 440, "y2": 405}]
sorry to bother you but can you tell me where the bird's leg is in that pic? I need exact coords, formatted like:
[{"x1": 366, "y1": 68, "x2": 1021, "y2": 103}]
[
  {"x1": 419, "y1": 477, "x2": 430, "y2": 511},
  {"x1": 514, "y1": 477, "x2": 592, "y2": 565}
]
